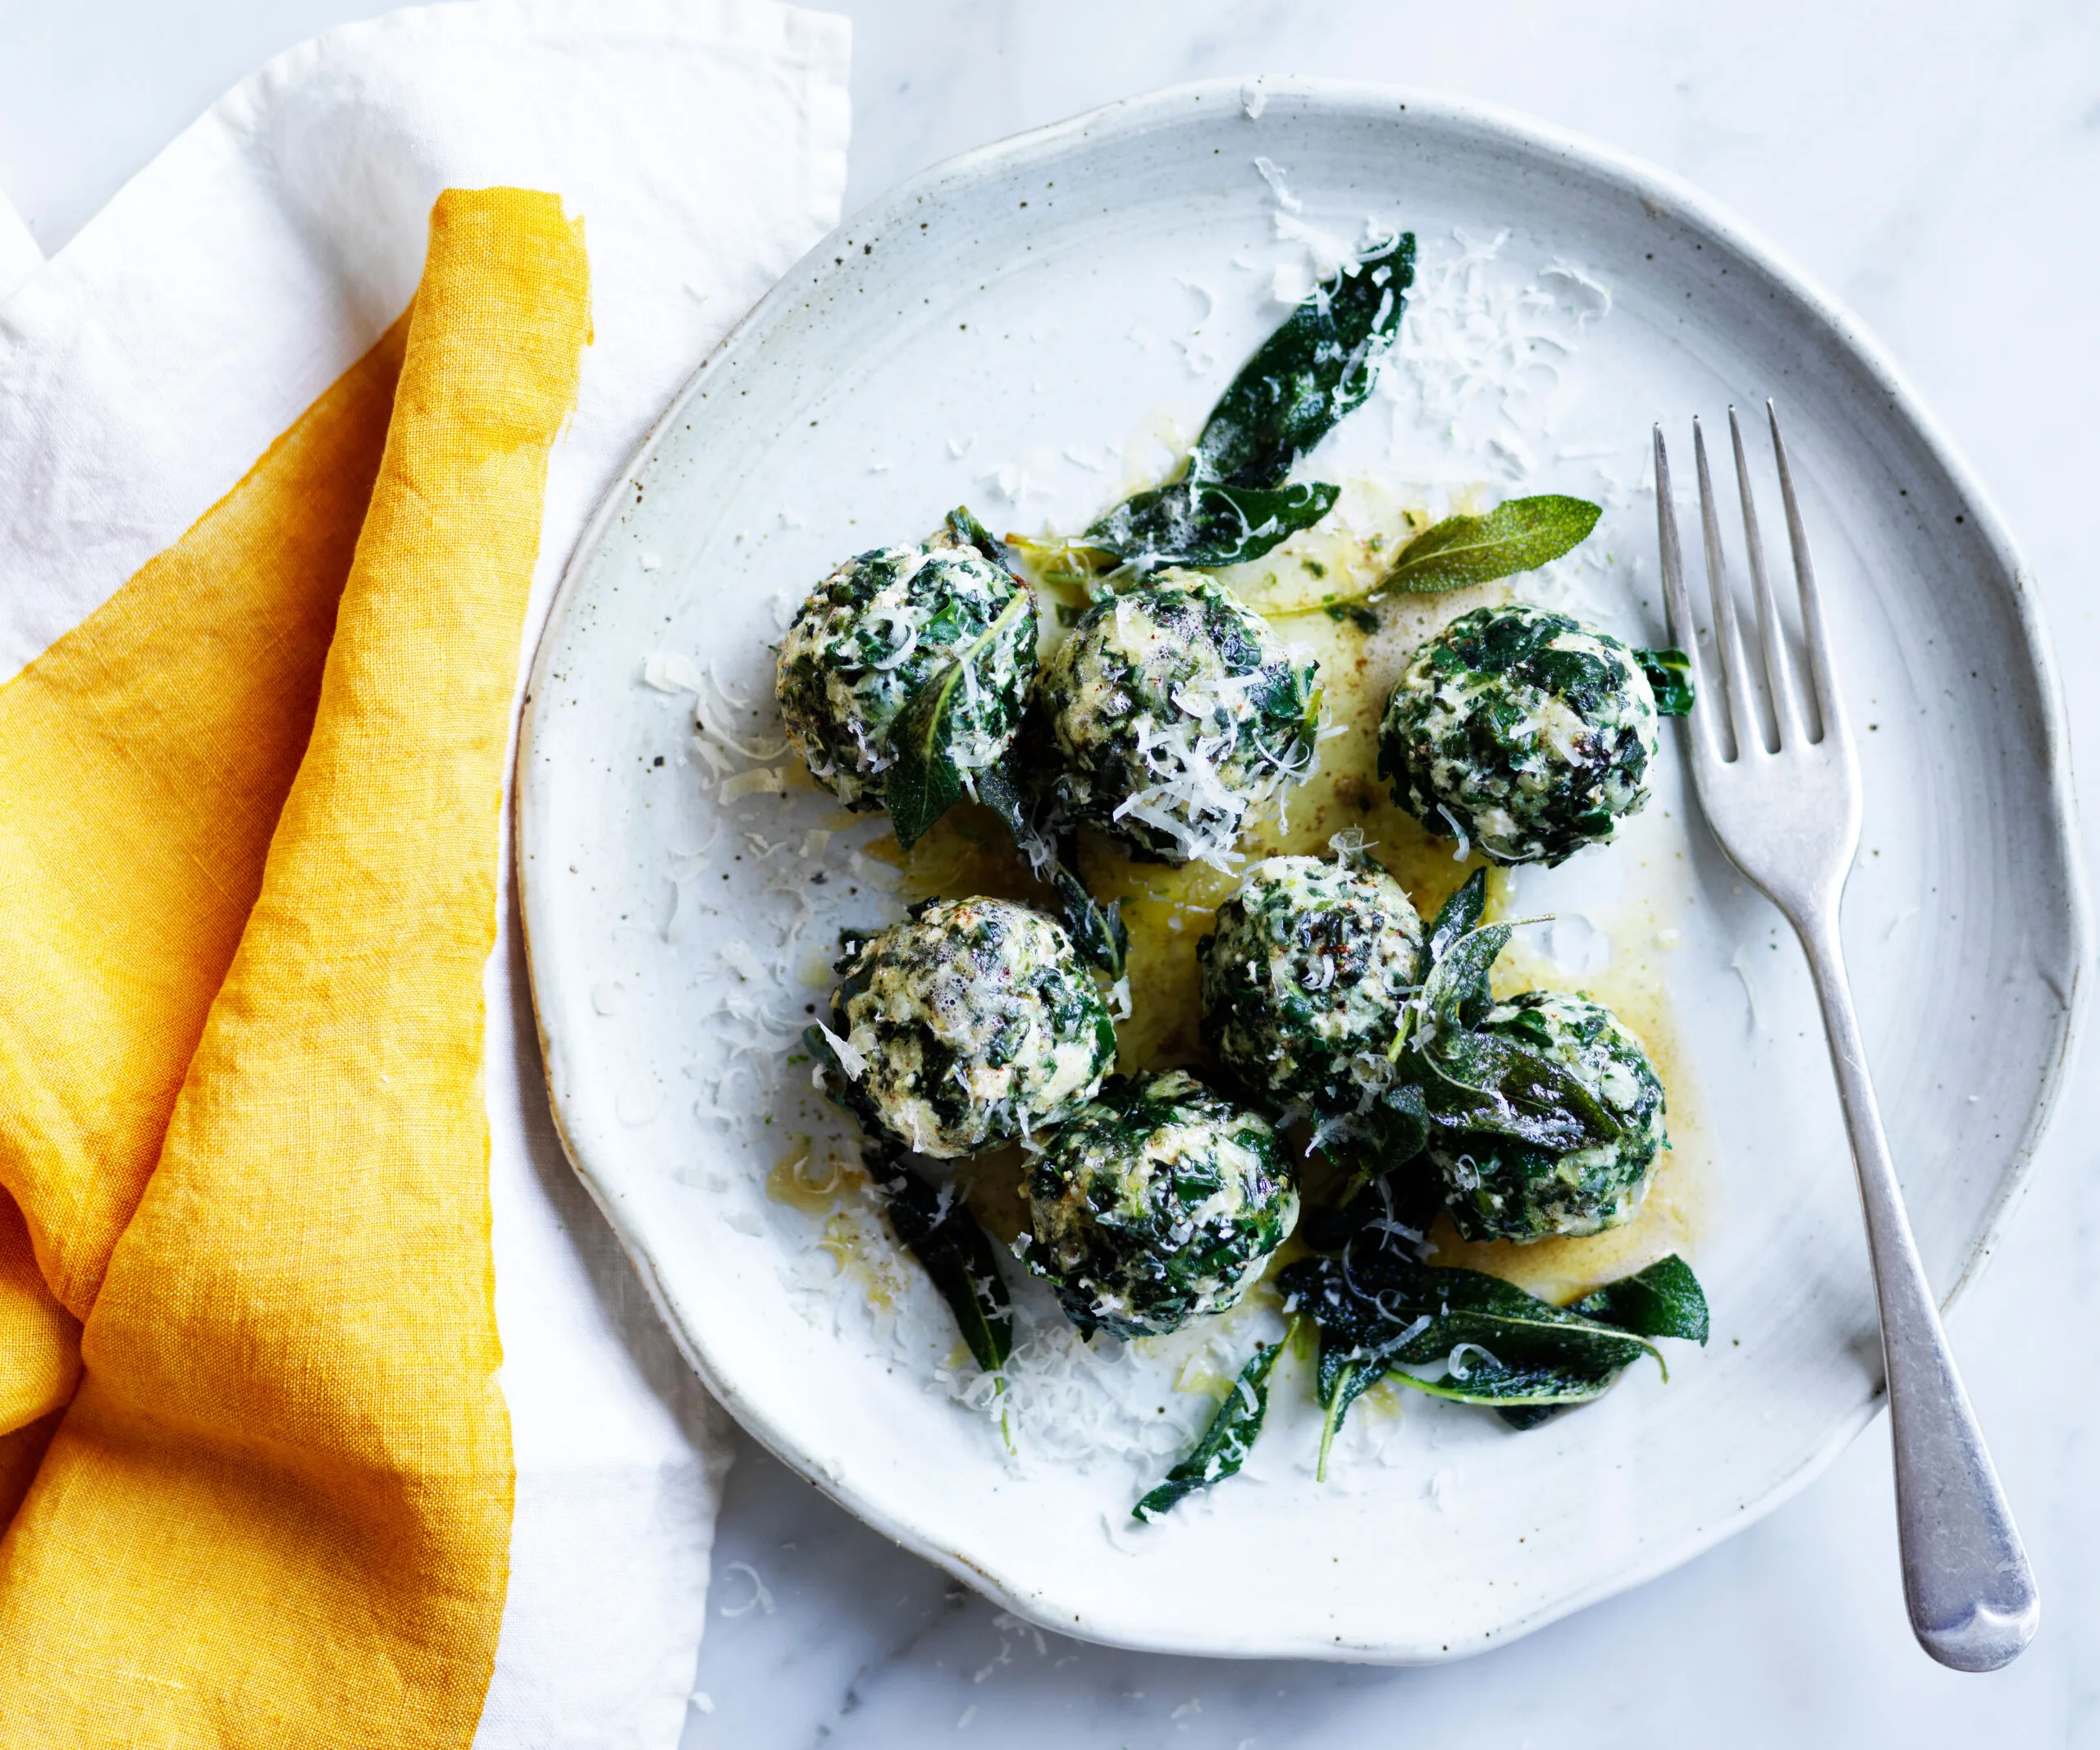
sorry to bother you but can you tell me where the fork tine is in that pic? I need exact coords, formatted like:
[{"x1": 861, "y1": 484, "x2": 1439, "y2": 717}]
[
  {"x1": 1651, "y1": 426, "x2": 1721, "y2": 766},
  {"x1": 1767, "y1": 400, "x2": 1849, "y2": 747},
  {"x1": 1693, "y1": 417, "x2": 1762, "y2": 760},
  {"x1": 1728, "y1": 407, "x2": 1807, "y2": 749}
]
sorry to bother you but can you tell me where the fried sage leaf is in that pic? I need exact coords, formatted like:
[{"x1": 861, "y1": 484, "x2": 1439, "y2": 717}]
[
  {"x1": 1635, "y1": 646, "x2": 1695, "y2": 715},
  {"x1": 1418, "y1": 912, "x2": 1505, "y2": 1038},
  {"x1": 1292, "y1": 1247, "x2": 1660, "y2": 1385},
  {"x1": 1298, "y1": 1146, "x2": 1441, "y2": 1254},
  {"x1": 1319, "y1": 1081, "x2": 1429, "y2": 1200},
  {"x1": 1423, "y1": 866, "x2": 1488, "y2": 967},
  {"x1": 856, "y1": 1132, "x2": 1015, "y2": 1375},
  {"x1": 883, "y1": 585, "x2": 1034, "y2": 849},
  {"x1": 1084, "y1": 231, "x2": 1417, "y2": 567},
  {"x1": 1282, "y1": 1242, "x2": 1669, "y2": 1459},
  {"x1": 1418, "y1": 1032, "x2": 1623, "y2": 1153},
  {"x1": 1310, "y1": 1349, "x2": 1391, "y2": 1481},
  {"x1": 1085, "y1": 478, "x2": 1342, "y2": 569},
  {"x1": 1499, "y1": 1253, "x2": 1709, "y2": 1428},
  {"x1": 975, "y1": 764, "x2": 1129, "y2": 980},
  {"x1": 1193, "y1": 231, "x2": 1418, "y2": 490},
  {"x1": 1132, "y1": 1336, "x2": 1285, "y2": 1521},
  {"x1": 945, "y1": 504, "x2": 1016, "y2": 571},
  {"x1": 1573, "y1": 1251, "x2": 1710, "y2": 1344},
  {"x1": 1382, "y1": 495, "x2": 1602, "y2": 594},
  {"x1": 1384, "y1": 866, "x2": 1628, "y2": 1158}
]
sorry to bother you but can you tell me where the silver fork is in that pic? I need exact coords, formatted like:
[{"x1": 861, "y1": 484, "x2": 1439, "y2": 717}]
[{"x1": 1654, "y1": 404, "x2": 2038, "y2": 1671}]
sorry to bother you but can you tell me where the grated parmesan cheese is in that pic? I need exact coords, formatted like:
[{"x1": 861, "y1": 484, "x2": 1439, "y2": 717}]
[
  {"x1": 1251, "y1": 154, "x2": 1303, "y2": 213},
  {"x1": 1173, "y1": 275, "x2": 1218, "y2": 331},
  {"x1": 1272, "y1": 211, "x2": 1358, "y2": 284},
  {"x1": 815, "y1": 1021, "x2": 866, "y2": 1081},
  {"x1": 720, "y1": 765, "x2": 787, "y2": 803},
  {"x1": 641, "y1": 651, "x2": 702, "y2": 692}
]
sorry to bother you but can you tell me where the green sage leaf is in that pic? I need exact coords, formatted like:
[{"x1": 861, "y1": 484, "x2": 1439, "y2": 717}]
[
  {"x1": 1419, "y1": 921, "x2": 1510, "y2": 1039},
  {"x1": 975, "y1": 764, "x2": 1129, "y2": 980},
  {"x1": 1413, "y1": 1032, "x2": 1620, "y2": 1153},
  {"x1": 1497, "y1": 1254, "x2": 1708, "y2": 1428},
  {"x1": 1281, "y1": 1242, "x2": 1664, "y2": 1454},
  {"x1": 1573, "y1": 1253, "x2": 1710, "y2": 1344},
  {"x1": 1192, "y1": 231, "x2": 1417, "y2": 490},
  {"x1": 863, "y1": 1139, "x2": 1014, "y2": 1376},
  {"x1": 883, "y1": 587, "x2": 1034, "y2": 850},
  {"x1": 1083, "y1": 231, "x2": 1415, "y2": 568},
  {"x1": 1382, "y1": 865, "x2": 1626, "y2": 1161},
  {"x1": 804, "y1": 1051, "x2": 1016, "y2": 1378},
  {"x1": 1084, "y1": 478, "x2": 1341, "y2": 569},
  {"x1": 1313, "y1": 1355, "x2": 1386, "y2": 1483},
  {"x1": 1298, "y1": 1246, "x2": 1659, "y2": 1377},
  {"x1": 1636, "y1": 647, "x2": 1695, "y2": 715},
  {"x1": 1133, "y1": 1337, "x2": 1284, "y2": 1520},
  {"x1": 944, "y1": 504, "x2": 1014, "y2": 571},
  {"x1": 1299, "y1": 1142, "x2": 1440, "y2": 1253},
  {"x1": 1388, "y1": 1346, "x2": 1631, "y2": 1408},
  {"x1": 1424, "y1": 867, "x2": 1489, "y2": 966},
  {"x1": 1382, "y1": 496, "x2": 1602, "y2": 593}
]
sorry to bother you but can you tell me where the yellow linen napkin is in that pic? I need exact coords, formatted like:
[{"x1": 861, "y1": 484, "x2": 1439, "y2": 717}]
[
  {"x1": 0, "y1": 187, "x2": 587, "y2": 1744},
  {"x1": 0, "y1": 1194, "x2": 75, "y2": 1523},
  {"x1": 0, "y1": 312, "x2": 407, "y2": 1335}
]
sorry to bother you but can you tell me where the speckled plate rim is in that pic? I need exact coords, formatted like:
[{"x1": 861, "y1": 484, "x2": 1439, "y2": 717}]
[{"x1": 515, "y1": 77, "x2": 2092, "y2": 1661}]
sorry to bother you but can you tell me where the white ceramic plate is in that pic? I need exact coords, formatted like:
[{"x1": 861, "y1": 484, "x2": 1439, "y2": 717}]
[{"x1": 516, "y1": 81, "x2": 2088, "y2": 1661}]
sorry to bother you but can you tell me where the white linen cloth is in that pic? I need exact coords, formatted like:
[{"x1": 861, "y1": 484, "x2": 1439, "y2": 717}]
[{"x1": 0, "y1": 3, "x2": 851, "y2": 1743}]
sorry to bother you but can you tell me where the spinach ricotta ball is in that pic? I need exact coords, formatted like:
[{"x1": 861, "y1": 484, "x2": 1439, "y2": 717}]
[
  {"x1": 1430, "y1": 990, "x2": 1667, "y2": 1242},
  {"x1": 818, "y1": 897, "x2": 1115, "y2": 1158},
  {"x1": 1198, "y1": 854, "x2": 1424, "y2": 1132},
  {"x1": 1034, "y1": 576, "x2": 1320, "y2": 868},
  {"x1": 1018, "y1": 1069, "x2": 1297, "y2": 1339},
  {"x1": 1378, "y1": 603, "x2": 1659, "y2": 866},
  {"x1": 776, "y1": 524, "x2": 1036, "y2": 810}
]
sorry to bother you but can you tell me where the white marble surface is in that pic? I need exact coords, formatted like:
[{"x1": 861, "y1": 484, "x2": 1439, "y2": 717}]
[{"x1": 5, "y1": 3, "x2": 2097, "y2": 1744}]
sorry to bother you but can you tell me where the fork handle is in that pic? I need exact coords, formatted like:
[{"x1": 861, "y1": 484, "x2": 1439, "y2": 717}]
[{"x1": 1794, "y1": 911, "x2": 2038, "y2": 1670}]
